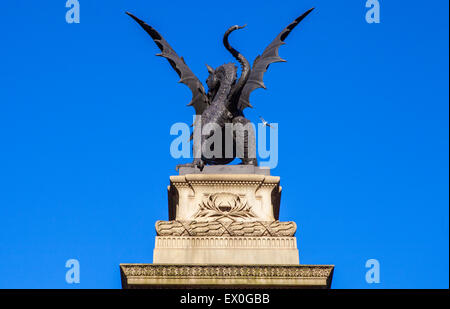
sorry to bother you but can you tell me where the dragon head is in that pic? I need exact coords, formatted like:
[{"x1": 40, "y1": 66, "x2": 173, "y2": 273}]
[{"x1": 206, "y1": 64, "x2": 219, "y2": 91}]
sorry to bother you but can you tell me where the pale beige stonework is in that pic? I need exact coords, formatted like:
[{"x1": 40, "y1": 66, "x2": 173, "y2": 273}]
[
  {"x1": 153, "y1": 236, "x2": 300, "y2": 265},
  {"x1": 155, "y1": 220, "x2": 296, "y2": 237},
  {"x1": 120, "y1": 172, "x2": 334, "y2": 289},
  {"x1": 120, "y1": 264, "x2": 334, "y2": 289},
  {"x1": 167, "y1": 174, "x2": 282, "y2": 222}
]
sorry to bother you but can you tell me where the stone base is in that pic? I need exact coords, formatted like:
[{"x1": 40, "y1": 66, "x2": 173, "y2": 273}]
[
  {"x1": 153, "y1": 236, "x2": 299, "y2": 265},
  {"x1": 120, "y1": 171, "x2": 334, "y2": 289},
  {"x1": 120, "y1": 264, "x2": 334, "y2": 289},
  {"x1": 167, "y1": 174, "x2": 281, "y2": 222},
  {"x1": 177, "y1": 165, "x2": 271, "y2": 175}
]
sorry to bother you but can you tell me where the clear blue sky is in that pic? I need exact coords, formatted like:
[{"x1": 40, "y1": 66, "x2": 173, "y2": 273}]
[{"x1": 0, "y1": 0, "x2": 448, "y2": 289}]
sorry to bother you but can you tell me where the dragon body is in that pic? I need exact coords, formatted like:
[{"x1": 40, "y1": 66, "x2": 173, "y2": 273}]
[{"x1": 126, "y1": 8, "x2": 314, "y2": 170}]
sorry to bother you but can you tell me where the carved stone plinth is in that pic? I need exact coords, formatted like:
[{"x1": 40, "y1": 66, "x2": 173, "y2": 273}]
[
  {"x1": 120, "y1": 168, "x2": 334, "y2": 289},
  {"x1": 155, "y1": 220, "x2": 296, "y2": 237},
  {"x1": 167, "y1": 174, "x2": 282, "y2": 222},
  {"x1": 153, "y1": 236, "x2": 299, "y2": 265},
  {"x1": 120, "y1": 264, "x2": 334, "y2": 289}
]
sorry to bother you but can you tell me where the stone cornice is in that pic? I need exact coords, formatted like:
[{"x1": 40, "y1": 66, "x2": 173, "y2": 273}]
[{"x1": 120, "y1": 264, "x2": 334, "y2": 289}]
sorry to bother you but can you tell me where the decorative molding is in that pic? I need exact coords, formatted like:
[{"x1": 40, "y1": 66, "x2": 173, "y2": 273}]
[
  {"x1": 195, "y1": 192, "x2": 257, "y2": 221},
  {"x1": 155, "y1": 236, "x2": 297, "y2": 249},
  {"x1": 121, "y1": 264, "x2": 333, "y2": 278},
  {"x1": 170, "y1": 174, "x2": 280, "y2": 185},
  {"x1": 168, "y1": 173, "x2": 282, "y2": 222},
  {"x1": 120, "y1": 264, "x2": 334, "y2": 289},
  {"x1": 155, "y1": 220, "x2": 297, "y2": 237}
]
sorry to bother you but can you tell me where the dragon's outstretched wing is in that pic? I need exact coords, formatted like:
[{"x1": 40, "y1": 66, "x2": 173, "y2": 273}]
[
  {"x1": 126, "y1": 12, "x2": 209, "y2": 115},
  {"x1": 237, "y1": 8, "x2": 314, "y2": 111}
]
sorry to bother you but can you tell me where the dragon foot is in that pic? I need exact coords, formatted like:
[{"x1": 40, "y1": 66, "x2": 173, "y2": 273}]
[
  {"x1": 175, "y1": 159, "x2": 205, "y2": 172},
  {"x1": 239, "y1": 158, "x2": 258, "y2": 166}
]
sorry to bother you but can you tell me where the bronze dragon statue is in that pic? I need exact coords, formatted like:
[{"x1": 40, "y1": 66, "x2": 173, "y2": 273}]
[{"x1": 126, "y1": 8, "x2": 314, "y2": 170}]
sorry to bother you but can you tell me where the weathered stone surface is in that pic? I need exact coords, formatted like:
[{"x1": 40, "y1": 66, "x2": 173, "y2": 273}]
[
  {"x1": 153, "y1": 236, "x2": 299, "y2": 265},
  {"x1": 120, "y1": 172, "x2": 334, "y2": 289},
  {"x1": 120, "y1": 264, "x2": 334, "y2": 289},
  {"x1": 155, "y1": 220, "x2": 296, "y2": 237},
  {"x1": 167, "y1": 174, "x2": 281, "y2": 222}
]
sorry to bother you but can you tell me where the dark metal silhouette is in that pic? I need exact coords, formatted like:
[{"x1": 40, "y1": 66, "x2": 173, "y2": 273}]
[{"x1": 126, "y1": 8, "x2": 314, "y2": 170}]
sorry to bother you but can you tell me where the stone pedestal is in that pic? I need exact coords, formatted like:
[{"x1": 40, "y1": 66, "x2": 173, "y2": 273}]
[
  {"x1": 120, "y1": 167, "x2": 334, "y2": 289},
  {"x1": 153, "y1": 236, "x2": 299, "y2": 265},
  {"x1": 166, "y1": 173, "x2": 282, "y2": 222},
  {"x1": 120, "y1": 264, "x2": 334, "y2": 289}
]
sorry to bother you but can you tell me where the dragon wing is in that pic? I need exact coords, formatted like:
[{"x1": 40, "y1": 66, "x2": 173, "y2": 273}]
[
  {"x1": 126, "y1": 12, "x2": 209, "y2": 115},
  {"x1": 237, "y1": 8, "x2": 314, "y2": 111}
]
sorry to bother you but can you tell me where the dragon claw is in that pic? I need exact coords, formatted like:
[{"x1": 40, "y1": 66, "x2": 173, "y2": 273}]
[{"x1": 175, "y1": 159, "x2": 205, "y2": 172}]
